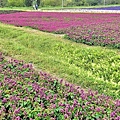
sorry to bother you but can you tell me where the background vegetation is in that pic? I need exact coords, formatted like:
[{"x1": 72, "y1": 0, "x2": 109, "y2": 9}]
[{"x1": 0, "y1": 0, "x2": 120, "y2": 7}]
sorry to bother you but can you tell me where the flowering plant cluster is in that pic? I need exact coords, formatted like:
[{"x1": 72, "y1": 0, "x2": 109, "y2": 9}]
[
  {"x1": 0, "y1": 12, "x2": 120, "y2": 48},
  {"x1": 0, "y1": 52, "x2": 120, "y2": 120}
]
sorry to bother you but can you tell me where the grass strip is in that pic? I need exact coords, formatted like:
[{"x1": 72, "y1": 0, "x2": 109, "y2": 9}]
[{"x1": 0, "y1": 23, "x2": 120, "y2": 99}]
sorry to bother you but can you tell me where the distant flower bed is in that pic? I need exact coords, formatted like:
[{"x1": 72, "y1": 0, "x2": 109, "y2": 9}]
[
  {"x1": 89, "y1": 6, "x2": 120, "y2": 10},
  {"x1": 0, "y1": 10, "x2": 23, "y2": 14},
  {"x1": 0, "y1": 52, "x2": 120, "y2": 119},
  {"x1": 0, "y1": 12, "x2": 120, "y2": 48}
]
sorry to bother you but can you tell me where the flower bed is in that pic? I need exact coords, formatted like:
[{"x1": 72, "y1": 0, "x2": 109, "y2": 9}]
[
  {"x1": 0, "y1": 52, "x2": 120, "y2": 120},
  {"x1": 89, "y1": 6, "x2": 120, "y2": 10},
  {"x1": 0, "y1": 12, "x2": 120, "y2": 48},
  {"x1": 60, "y1": 22, "x2": 120, "y2": 48}
]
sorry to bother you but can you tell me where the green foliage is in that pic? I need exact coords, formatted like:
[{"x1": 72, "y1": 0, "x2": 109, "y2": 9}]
[
  {"x1": 1, "y1": 0, "x2": 120, "y2": 7},
  {"x1": 41, "y1": 0, "x2": 120, "y2": 7},
  {"x1": 8, "y1": 0, "x2": 25, "y2": 7},
  {"x1": 25, "y1": 0, "x2": 32, "y2": 7},
  {"x1": 70, "y1": 0, "x2": 87, "y2": 6},
  {"x1": 104, "y1": 0, "x2": 119, "y2": 5},
  {"x1": 42, "y1": 0, "x2": 61, "y2": 7},
  {"x1": 0, "y1": 0, "x2": 8, "y2": 7},
  {"x1": 37, "y1": 0, "x2": 40, "y2": 6}
]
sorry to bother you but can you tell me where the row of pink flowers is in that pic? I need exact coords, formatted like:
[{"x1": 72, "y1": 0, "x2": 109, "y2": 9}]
[
  {"x1": 60, "y1": 22, "x2": 120, "y2": 48},
  {"x1": 0, "y1": 52, "x2": 120, "y2": 119},
  {"x1": 0, "y1": 12, "x2": 120, "y2": 47}
]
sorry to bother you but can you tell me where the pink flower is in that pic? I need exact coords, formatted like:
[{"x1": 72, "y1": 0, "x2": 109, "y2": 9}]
[
  {"x1": 2, "y1": 98, "x2": 7, "y2": 103},
  {"x1": 110, "y1": 111, "x2": 116, "y2": 117},
  {"x1": 64, "y1": 114, "x2": 68, "y2": 119},
  {"x1": 15, "y1": 116, "x2": 21, "y2": 120}
]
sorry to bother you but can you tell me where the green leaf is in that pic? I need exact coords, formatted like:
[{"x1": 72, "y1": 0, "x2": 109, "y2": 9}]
[{"x1": 27, "y1": 86, "x2": 33, "y2": 91}]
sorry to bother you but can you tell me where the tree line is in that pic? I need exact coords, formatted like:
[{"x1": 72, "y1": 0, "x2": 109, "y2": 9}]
[{"x1": 0, "y1": 0, "x2": 120, "y2": 7}]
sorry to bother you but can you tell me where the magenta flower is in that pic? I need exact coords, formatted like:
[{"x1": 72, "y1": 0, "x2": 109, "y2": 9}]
[
  {"x1": 110, "y1": 111, "x2": 116, "y2": 117},
  {"x1": 64, "y1": 114, "x2": 68, "y2": 119},
  {"x1": 14, "y1": 108, "x2": 20, "y2": 114},
  {"x1": 115, "y1": 116, "x2": 120, "y2": 120},
  {"x1": 38, "y1": 113, "x2": 41, "y2": 117},
  {"x1": 96, "y1": 107, "x2": 101, "y2": 112},
  {"x1": 115, "y1": 100, "x2": 120, "y2": 107},
  {"x1": 0, "y1": 110, "x2": 2, "y2": 115},
  {"x1": 2, "y1": 98, "x2": 7, "y2": 103},
  {"x1": 15, "y1": 116, "x2": 21, "y2": 120}
]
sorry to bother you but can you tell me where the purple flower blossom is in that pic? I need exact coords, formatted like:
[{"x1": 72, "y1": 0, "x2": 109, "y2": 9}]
[
  {"x1": 96, "y1": 107, "x2": 101, "y2": 112},
  {"x1": 115, "y1": 116, "x2": 120, "y2": 120},
  {"x1": 60, "y1": 108, "x2": 64, "y2": 113},
  {"x1": 52, "y1": 104, "x2": 56, "y2": 109},
  {"x1": 64, "y1": 114, "x2": 68, "y2": 119},
  {"x1": 2, "y1": 98, "x2": 7, "y2": 103},
  {"x1": 0, "y1": 110, "x2": 2, "y2": 115},
  {"x1": 38, "y1": 113, "x2": 41, "y2": 117},
  {"x1": 14, "y1": 108, "x2": 20, "y2": 114},
  {"x1": 115, "y1": 100, "x2": 120, "y2": 107},
  {"x1": 110, "y1": 111, "x2": 116, "y2": 117},
  {"x1": 0, "y1": 82, "x2": 2, "y2": 87},
  {"x1": 43, "y1": 113, "x2": 47, "y2": 117},
  {"x1": 15, "y1": 116, "x2": 21, "y2": 120},
  {"x1": 65, "y1": 107, "x2": 69, "y2": 113}
]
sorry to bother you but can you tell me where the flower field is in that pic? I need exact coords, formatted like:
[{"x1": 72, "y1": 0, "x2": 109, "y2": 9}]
[
  {"x1": 0, "y1": 12, "x2": 120, "y2": 48},
  {"x1": 0, "y1": 52, "x2": 120, "y2": 120},
  {"x1": 0, "y1": 10, "x2": 120, "y2": 120}
]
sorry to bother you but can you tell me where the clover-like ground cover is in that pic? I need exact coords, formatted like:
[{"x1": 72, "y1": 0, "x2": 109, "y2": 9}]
[
  {"x1": 0, "y1": 52, "x2": 120, "y2": 120},
  {"x1": 0, "y1": 12, "x2": 120, "y2": 48}
]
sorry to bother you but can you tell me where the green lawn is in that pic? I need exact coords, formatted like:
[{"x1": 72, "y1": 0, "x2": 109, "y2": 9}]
[{"x1": 0, "y1": 23, "x2": 120, "y2": 99}]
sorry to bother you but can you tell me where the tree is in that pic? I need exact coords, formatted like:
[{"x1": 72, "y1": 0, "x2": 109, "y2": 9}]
[
  {"x1": 87, "y1": 0, "x2": 102, "y2": 5},
  {"x1": 37, "y1": 0, "x2": 40, "y2": 6},
  {"x1": 24, "y1": 0, "x2": 40, "y2": 7},
  {"x1": 0, "y1": 0, "x2": 8, "y2": 7},
  {"x1": 42, "y1": 0, "x2": 61, "y2": 7},
  {"x1": 25, "y1": 0, "x2": 32, "y2": 6}
]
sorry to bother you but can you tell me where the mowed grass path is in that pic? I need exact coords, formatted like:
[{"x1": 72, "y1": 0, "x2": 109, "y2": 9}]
[{"x1": 0, "y1": 23, "x2": 120, "y2": 99}]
